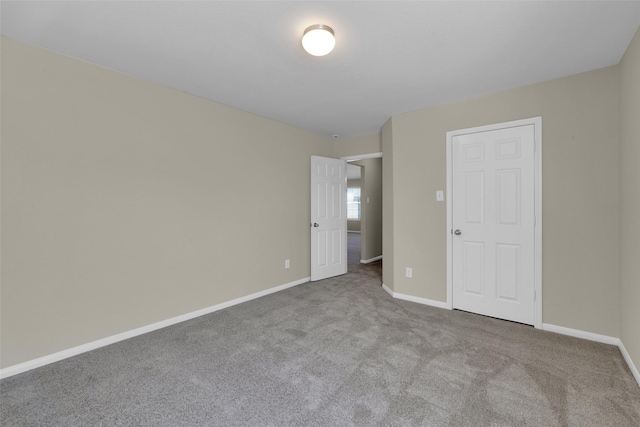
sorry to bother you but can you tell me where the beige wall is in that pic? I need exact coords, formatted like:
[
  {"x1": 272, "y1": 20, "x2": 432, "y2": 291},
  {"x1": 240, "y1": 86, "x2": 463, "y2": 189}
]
[
  {"x1": 619, "y1": 28, "x2": 640, "y2": 375},
  {"x1": 385, "y1": 66, "x2": 621, "y2": 337},
  {"x1": 333, "y1": 132, "x2": 381, "y2": 158},
  {"x1": 347, "y1": 222, "x2": 361, "y2": 232},
  {"x1": 0, "y1": 38, "x2": 333, "y2": 368}
]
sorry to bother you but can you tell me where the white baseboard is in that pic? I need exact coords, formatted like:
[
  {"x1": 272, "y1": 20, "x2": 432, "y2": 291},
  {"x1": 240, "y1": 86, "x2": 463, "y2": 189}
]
[
  {"x1": 619, "y1": 340, "x2": 640, "y2": 388},
  {"x1": 382, "y1": 283, "x2": 394, "y2": 297},
  {"x1": 381, "y1": 283, "x2": 448, "y2": 310},
  {"x1": 361, "y1": 255, "x2": 382, "y2": 264},
  {"x1": 5, "y1": 281, "x2": 638, "y2": 391},
  {"x1": 542, "y1": 323, "x2": 640, "y2": 389},
  {"x1": 0, "y1": 277, "x2": 310, "y2": 380},
  {"x1": 541, "y1": 323, "x2": 619, "y2": 345}
]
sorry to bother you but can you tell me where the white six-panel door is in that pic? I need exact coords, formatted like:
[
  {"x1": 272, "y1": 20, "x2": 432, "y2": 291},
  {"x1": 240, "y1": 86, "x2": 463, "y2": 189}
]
[
  {"x1": 311, "y1": 156, "x2": 347, "y2": 281},
  {"x1": 450, "y1": 123, "x2": 537, "y2": 325}
]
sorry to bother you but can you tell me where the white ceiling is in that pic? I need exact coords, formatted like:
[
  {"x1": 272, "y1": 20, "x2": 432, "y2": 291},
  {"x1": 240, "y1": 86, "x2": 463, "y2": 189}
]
[{"x1": 2, "y1": 1, "x2": 640, "y2": 138}]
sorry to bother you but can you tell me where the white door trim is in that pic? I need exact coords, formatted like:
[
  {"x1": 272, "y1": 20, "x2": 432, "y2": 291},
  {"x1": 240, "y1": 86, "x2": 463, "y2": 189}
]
[
  {"x1": 340, "y1": 152, "x2": 383, "y2": 161},
  {"x1": 446, "y1": 117, "x2": 542, "y2": 329}
]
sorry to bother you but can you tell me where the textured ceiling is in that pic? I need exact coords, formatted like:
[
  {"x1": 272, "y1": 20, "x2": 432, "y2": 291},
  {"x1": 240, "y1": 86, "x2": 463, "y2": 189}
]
[{"x1": 2, "y1": 1, "x2": 640, "y2": 138}]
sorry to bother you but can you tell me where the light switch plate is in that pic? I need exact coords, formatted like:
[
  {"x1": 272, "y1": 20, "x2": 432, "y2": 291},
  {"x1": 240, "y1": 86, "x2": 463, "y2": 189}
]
[{"x1": 436, "y1": 191, "x2": 444, "y2": 202}]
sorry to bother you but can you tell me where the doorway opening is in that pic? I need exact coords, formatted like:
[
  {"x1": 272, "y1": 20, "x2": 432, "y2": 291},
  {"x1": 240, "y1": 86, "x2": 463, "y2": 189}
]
[
  {"x1": 342, "y1": 153, "x2": 383, "y2": 276},
  {"x1": 346, "y1": 163, "x2": 363, "y2": 269}
]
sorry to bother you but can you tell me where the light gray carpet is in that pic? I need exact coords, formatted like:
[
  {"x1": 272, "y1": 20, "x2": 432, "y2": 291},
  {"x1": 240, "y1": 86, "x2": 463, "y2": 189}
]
[{"x1": 1, "y1": 234, "x2": 639, "y2": 426}]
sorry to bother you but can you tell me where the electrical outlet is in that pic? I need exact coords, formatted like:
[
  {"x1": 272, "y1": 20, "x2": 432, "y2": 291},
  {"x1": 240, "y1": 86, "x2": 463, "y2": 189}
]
[
  {"x1": 285, "y1": 259, "x2": 290, "y2": 269},
  {"x1": 406, "y1": 267, "x2": 412, "y2": 278}
]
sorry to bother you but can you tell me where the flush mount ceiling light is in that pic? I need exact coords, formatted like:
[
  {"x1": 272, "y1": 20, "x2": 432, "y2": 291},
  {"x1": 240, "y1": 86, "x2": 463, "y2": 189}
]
[{"x1": 302, "y1": 24, "x2": 335, "y2": 56}]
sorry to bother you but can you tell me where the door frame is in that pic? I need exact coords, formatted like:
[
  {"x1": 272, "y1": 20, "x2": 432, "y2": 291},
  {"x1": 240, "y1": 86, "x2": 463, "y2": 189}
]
[
  {"x1": 446, "y1": 117, "x2": 542, "y2": 328},
  {"x1": 341, "y1": 152, "x2": 383, "y2": 266}
]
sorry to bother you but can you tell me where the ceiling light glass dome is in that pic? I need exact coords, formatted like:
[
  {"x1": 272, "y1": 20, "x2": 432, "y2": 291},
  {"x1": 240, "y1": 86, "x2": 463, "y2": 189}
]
[{"x1": 302, "y1": 24, "x2": 335, "y2": 56}]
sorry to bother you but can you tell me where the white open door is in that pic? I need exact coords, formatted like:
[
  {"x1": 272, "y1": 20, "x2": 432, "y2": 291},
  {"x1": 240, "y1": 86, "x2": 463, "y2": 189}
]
[
  {"x1": 448, "y1": 118, "x2": 541, "y2": 326},
  {"x1": 311, "y1": 155, "x2": 347, "y2": 281}
]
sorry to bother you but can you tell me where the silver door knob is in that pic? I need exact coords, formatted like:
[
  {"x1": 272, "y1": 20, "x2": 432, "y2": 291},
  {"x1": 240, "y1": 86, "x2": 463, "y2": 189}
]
[
  {"x1": 313, "y1": 223, "x2": 320, "y2": 227},
  {"x1": 454, "y1": 229, "x2": 462, "y2": 235}
]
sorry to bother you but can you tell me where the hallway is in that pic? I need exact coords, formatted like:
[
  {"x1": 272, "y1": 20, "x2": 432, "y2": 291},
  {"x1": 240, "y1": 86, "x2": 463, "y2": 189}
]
[{"x1": 347, "y1": 232, "x2": 382, "y2": 281}]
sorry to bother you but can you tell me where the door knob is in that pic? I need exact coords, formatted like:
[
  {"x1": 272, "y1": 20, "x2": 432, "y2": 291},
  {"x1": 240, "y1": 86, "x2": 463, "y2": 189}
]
[
  {"x1": 454, "y1": 229, "x2": 462, "y2": 235},
  {"x1": 313, "y1": 223, "x2": 320, "y2": 227}
]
